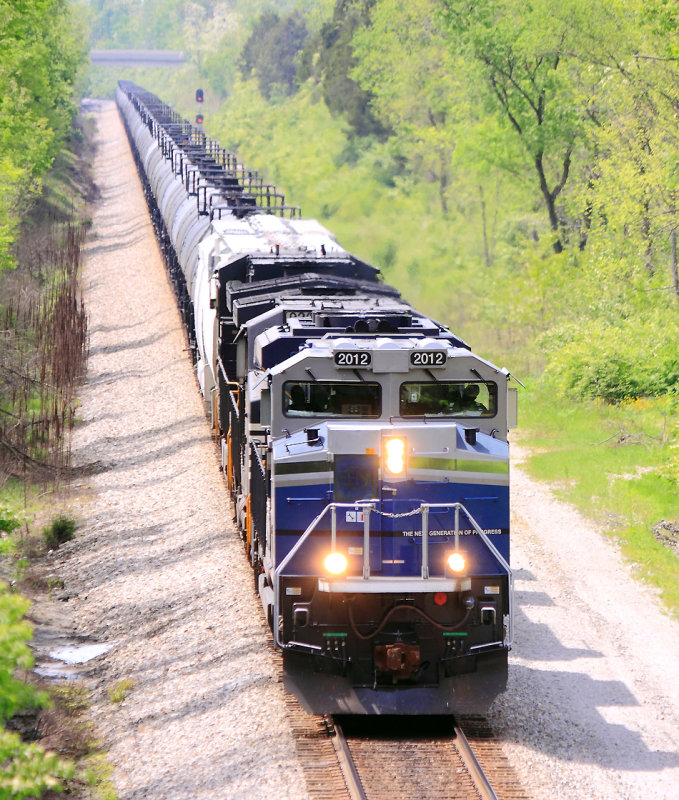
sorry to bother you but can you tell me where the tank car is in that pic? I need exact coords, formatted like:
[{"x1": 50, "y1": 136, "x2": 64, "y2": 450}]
[{"x1": 116, "y1": 81, "x2": 518, "y2": 715}]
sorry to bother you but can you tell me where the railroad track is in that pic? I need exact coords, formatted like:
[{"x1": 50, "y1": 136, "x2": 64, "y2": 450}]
[
  {"x1": 285, "y1": 691, "x2": 529, "y2": 800},
  {"x1": 329, "y1": 715, "x2": 508, "y2": 800}
]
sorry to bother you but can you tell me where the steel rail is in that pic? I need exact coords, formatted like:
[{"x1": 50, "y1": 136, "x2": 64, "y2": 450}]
[
  {"x1": 453, "y1": 724, "x2": 500, "y2": 800},
  {"x1": 328, "y1": 718, "x2": 367, "y2": 800}
]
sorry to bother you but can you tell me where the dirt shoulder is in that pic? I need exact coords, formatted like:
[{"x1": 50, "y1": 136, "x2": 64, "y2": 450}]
[{"x1": 491, "y1": 444, "x2": 679, "y2": 800}]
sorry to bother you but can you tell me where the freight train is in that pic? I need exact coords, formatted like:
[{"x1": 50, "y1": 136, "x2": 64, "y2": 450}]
[{"x1": 116, "y1": 81, "x2": 517, "y2": 715}]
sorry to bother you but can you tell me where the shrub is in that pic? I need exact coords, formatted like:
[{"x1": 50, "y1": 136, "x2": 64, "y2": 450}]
[
  {"x1": 0, "y1": 585, "x2": 74, "y2": 795},
  {"x1": 0, "y1": 585, "x2": 41, "y2": 722},
  {"x1": 0, "y1": 506, "x2": 22, "y2": 535},
  {"x1": 108, "y1": 679, "x2": 135, "y2": 705},
  {"x1": 0, "y1": 506, "x2": 22, "y2": 558},
  {"x1": 0, "y1": 728, "x2": 74, "y2": 798},
  {"x1": 43, "y1": 515, "x2": 76, "y2": 550},
  {"x1": 542, "y1": 314, "x2": 679, "y2": 402}
]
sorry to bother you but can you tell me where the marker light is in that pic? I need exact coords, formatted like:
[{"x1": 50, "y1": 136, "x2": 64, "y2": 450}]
[
  {"x1": 447, "y1": 552, "x2": 466, "y2": 573},
  {"x1": 384, "y1": 438, "x2": 406, "y2": 475},
  {"x1": 324, "y1": 552, "x2": 348, "y2": 575}
]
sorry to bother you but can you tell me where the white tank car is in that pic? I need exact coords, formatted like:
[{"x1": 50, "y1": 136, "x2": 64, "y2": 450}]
[
  {"x1": 117, "y1": 82, "x2": 347, "y2": 403},
  {"x1": 193, "y1": 215, "x2": 348, "y2": 398}
]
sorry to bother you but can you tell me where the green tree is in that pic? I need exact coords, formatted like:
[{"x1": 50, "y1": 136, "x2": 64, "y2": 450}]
[
  {"x1": 441, "y1": 0, "x2": 617, "y2": 252},
  {"x1": 352, "y1": 0, "x2": 464, "y2": 214},
  {"x1": 0, "y1": 581, "x2": 75, "y2": 794},
  {"x1": 0, "y1": 0, "x2": 87, "y2": 269},
  {"x1": 299, "y1": 0, "x2": 389, "y2": 138},
  {"x1": 578, "y1": 1, "x2": 679, "y2": 292},
  {"x1": 89, "y1": 0, "x2": 138, "y2": 46},
  {"x1": 240, "y1": 10, "x2": 309, "y2": 98}
]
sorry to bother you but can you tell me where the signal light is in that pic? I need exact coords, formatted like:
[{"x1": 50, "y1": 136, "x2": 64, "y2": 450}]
[
  {"x1": 195, "y1": 88, "x2": 204, "y2": 103},
  {"x1": 195, "y1": 114, "x2": 204, "y2": 125},
  {"x1": 324, "y1": 552, "x2": 348, "y2": 575}
]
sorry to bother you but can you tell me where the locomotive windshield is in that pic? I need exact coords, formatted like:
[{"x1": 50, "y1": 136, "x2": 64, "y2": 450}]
[
  {"x1": 284, "y1": 381, "x2": 381, "y2": 417},
  {"x1": 400, "y1": 381, "x2": 497, "y2": 417}
]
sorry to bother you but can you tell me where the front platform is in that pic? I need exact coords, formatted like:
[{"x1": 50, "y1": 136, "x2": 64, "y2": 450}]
[{"x1": 282, "y1": 648, "x2": 508, "y2": 715}]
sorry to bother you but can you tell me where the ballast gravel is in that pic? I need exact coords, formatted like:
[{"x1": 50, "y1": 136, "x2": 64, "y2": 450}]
[{"x1": 37, "y1": 99, "x2": 679, "y2": 800}]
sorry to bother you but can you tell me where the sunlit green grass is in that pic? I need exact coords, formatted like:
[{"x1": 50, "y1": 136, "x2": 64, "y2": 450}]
[{"x1": 519, "y1": 381, "x2": 679, "y2": 616}]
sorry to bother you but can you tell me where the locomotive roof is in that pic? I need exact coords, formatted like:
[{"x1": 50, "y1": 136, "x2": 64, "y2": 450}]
[
  {"x1": 253, "y1": 317, "x2": 470, "y2": 370},
  {"x1": 215, "y1": 258, "x2": 389, "y2": 316},
  {"x1": 230, "y1": 292, "x2": 410, "y2": 327},
  {"x1": 222, "y1": 273, "x2": 402, "y2": 323}
]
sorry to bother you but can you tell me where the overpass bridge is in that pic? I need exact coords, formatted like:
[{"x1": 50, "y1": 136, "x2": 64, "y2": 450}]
[{"x1": 90, "y1": 50, "x2": 186, "y2": 67}]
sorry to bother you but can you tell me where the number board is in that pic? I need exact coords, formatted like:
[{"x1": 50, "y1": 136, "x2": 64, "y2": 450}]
[
  {"x1": 334, "y1": 351, "x2": 372, "y2": 367},
  {"x1": 410, "y1": 350, "x2": 447, "y2": 367}
]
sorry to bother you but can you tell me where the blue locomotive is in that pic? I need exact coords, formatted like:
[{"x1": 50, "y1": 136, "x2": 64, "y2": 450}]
[{"x1": 117, "y1": 81, "x2": 518, "y2": 714}]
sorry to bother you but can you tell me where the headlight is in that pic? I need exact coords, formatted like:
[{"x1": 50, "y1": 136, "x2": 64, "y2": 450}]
[
  {"x1": 447, "y1": 552, "x2": 466, "y2": 573},
  {"x1": 324, "y1": 551, "x2": 348, "y2": 575},
  {"x1": 384, "y1": 437, "x2": 406, "y2": 475}
]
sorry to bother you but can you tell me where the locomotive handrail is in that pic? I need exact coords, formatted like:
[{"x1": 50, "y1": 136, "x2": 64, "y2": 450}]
[
  {"x1": 272, "y1": 501, "x2": 513, "y2": 652},
  {"x1": 272, "y1": 501, "x2": 377, "y2": 653},
  {"x1": 216, "y1": 357, "x2": 240, "y2": 394},
  {"x1": 226, "y1": 386, "x2": 240, "y2": 418},
  {"x1": 249, "y1": 440, "x2": 268, "y2": 560}
]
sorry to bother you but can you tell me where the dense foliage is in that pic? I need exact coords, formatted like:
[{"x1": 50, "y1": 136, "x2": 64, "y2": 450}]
[
  {"x1": 0, "y1": 562, "x2": 74, "y2": 795},
  {"x1": 0, "y1": 2, "x2": 87, "y2": 794},
  {"x1": 299, "y1": 0, "x2": 390, "y2": 138},
  {"x1": 240, "y1": 11, "x2": 309, "y2": 98},
  {"x1": 0, "y1": 0, "x2": 87, "y2": 272}
]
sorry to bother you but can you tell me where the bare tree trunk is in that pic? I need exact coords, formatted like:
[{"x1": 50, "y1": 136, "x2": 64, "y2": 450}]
[
  {"x1": 479, "y1": 185, "x2": 491, "y2": 267},
  {"x1": 642, "y1": 201, "x2": 654, "y2": 275},
  {"x1": 671, "y1": 226, "x2": 678, "y2": 299},
  {"x1": 439, "y1": 151, "x2": 449, "y2": 215},
  {"x1": 535, "y1": 147, "x2": 571, "y2": 254}
]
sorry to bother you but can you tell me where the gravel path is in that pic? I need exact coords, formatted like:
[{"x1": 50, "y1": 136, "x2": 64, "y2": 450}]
[{"x1": 36, "y1": 98, "x2": 679, "y2": 800}]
